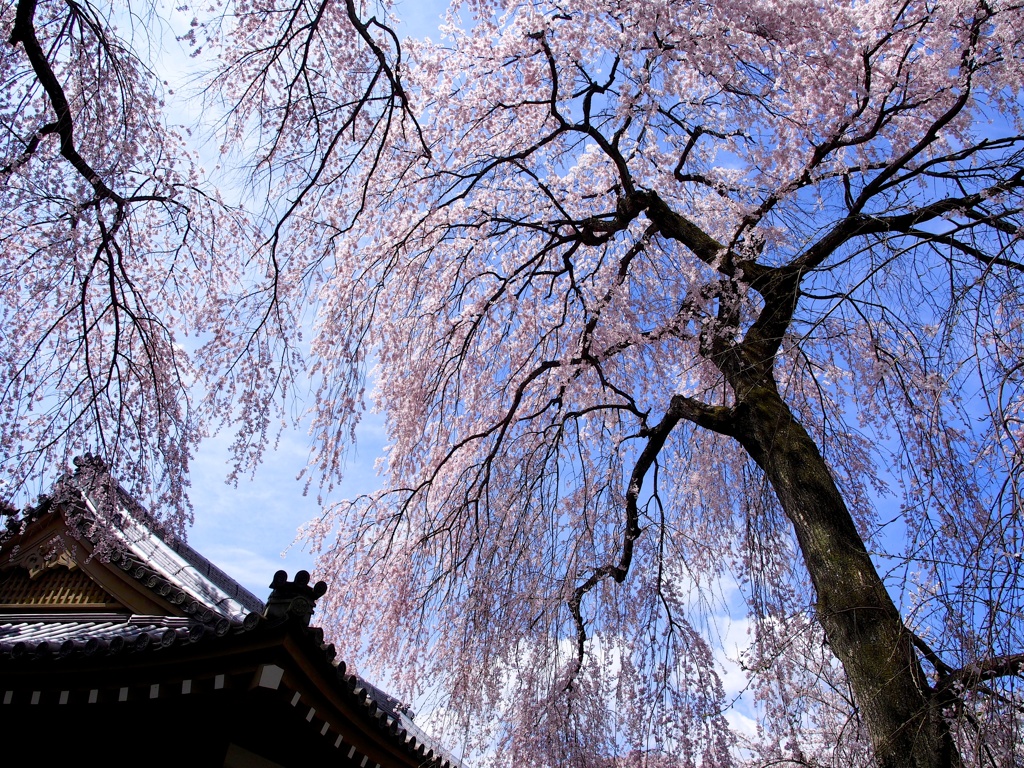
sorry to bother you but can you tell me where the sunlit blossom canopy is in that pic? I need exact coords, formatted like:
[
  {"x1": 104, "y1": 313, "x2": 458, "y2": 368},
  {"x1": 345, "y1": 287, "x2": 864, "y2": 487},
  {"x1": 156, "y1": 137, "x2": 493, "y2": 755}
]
[{"x1": 2, "y1": 0, "x2": 1024, "y2": 765}]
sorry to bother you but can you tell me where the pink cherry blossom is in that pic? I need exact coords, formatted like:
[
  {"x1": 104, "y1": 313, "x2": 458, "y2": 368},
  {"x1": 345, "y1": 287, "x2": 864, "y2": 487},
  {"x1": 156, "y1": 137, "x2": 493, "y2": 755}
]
[{"x1": 3, "y1": 1, "x2": 1024, "y2": 765}]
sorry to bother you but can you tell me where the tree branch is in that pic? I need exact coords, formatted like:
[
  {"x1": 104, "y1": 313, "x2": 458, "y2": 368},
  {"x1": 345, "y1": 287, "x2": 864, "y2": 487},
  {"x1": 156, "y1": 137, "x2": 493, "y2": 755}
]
[{"x1": 9, "y1": 0, "x2": 123, "y2": 204}]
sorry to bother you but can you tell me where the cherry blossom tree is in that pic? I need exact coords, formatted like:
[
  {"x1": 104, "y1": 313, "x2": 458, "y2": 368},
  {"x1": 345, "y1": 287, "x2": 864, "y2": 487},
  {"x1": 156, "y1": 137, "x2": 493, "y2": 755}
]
[
  {"x1": 0, "y1": 0, "x2": 411, "y2": 527},
  {"x1": 299, "y1": 2, "x2": 1024, "y2": 767},
  {"x1": 1, "y1": 0, "x2": 215, "y2": 519},
  {"x1": 4, "y1": 0, "x2": 1024, "y2": 766}
]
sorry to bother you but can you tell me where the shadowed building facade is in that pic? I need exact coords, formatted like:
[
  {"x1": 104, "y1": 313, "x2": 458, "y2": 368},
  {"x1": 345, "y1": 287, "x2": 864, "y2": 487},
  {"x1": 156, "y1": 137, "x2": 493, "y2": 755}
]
[{"x1": 0, "y1": 457, "x2": 458, "y2": 768}]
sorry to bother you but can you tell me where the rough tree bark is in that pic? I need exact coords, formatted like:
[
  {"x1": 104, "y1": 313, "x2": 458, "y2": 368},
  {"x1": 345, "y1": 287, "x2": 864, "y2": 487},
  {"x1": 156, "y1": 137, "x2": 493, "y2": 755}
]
[
  {"x1": 733, "y1": 382, "x2": 958, "y2": 768},
  {"x1": 649, "y1": 188, "x2": 965, "y2": 766}
]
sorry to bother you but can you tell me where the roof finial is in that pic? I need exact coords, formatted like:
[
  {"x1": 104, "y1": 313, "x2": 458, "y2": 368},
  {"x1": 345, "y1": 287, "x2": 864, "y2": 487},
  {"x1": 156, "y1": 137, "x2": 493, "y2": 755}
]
[{"x1": 264, "y1": 570, "x2": 328, "y2": 626}]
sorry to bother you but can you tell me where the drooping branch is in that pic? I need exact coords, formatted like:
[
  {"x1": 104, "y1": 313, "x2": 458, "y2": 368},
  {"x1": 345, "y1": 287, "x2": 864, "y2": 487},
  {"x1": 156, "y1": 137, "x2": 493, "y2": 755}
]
[
  {"x1": 566, "y1": 392, "x2": 734, "y2": 685},
  {"x1": 8, "y1": 0, "x2": 123, "y2": 204}
]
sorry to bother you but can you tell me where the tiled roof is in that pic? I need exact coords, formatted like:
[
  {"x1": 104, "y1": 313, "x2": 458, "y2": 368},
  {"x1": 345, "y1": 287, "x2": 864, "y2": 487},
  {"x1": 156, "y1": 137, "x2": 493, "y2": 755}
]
[
  {"x1": 102, "y1": 508, "x2": 262, "y2": 623},
  {"x1": 154, "y1": 529, "x2": 266, "y2": 614},
  {"x1": 0, "y1": 458, "x2": 462, "y2": 768},
  {"x1": 2, "y1": 456, "x2": 263, "y2": 625},
  {"x1": 0, "y1": 613, "x2": 198, "y2": 658},
  {"x1": 0, "y1": 608, "x2": 460, "y2": 768}
]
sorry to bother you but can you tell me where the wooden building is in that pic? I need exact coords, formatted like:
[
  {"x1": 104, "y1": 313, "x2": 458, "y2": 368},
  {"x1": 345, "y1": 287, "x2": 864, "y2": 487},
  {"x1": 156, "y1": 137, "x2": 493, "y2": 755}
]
[{"x1": 0, "y1": 456, "x2": 458, "y2": 768}]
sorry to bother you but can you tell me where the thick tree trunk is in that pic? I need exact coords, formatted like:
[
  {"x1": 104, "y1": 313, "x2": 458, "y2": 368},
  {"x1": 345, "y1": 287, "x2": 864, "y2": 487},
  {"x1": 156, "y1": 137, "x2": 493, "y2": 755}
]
[{"x1": 732, "y1": 382, "x2": 959, "y2": 768}]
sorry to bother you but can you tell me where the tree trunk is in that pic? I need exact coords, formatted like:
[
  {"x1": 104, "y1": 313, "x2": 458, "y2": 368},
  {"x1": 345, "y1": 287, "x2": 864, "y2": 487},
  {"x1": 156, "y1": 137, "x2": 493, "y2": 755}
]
[{"x1": 732, "y1": 382, "x2": 959, "y2": 768}]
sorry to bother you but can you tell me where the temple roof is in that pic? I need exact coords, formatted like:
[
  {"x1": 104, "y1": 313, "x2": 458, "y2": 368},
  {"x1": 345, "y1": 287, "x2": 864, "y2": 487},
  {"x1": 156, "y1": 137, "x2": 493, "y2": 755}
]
[{"x1": 0, "y1": 457, "x2": 460, "y2": 768}]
